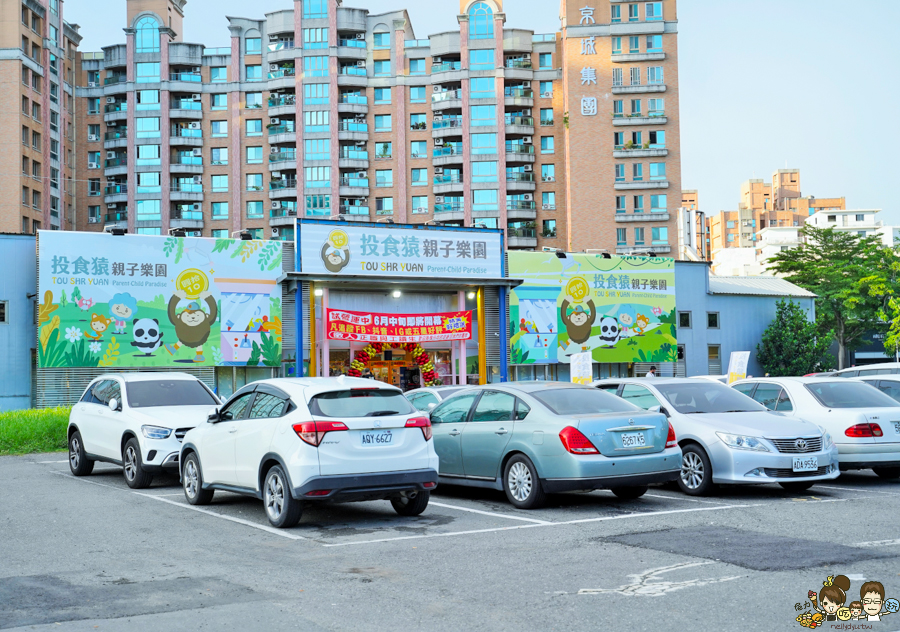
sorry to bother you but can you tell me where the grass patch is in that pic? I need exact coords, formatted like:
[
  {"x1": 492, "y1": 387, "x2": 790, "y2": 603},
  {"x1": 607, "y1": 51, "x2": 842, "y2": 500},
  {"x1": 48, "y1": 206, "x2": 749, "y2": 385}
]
[{"x1": 0, "y1": 407, "x2": 71, "y2": 456}]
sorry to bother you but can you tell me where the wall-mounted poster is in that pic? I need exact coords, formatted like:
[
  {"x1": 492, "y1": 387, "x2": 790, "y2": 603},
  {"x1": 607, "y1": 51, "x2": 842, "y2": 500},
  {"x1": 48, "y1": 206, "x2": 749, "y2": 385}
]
[
  {"x1": 37, "y1": 231, "x2": 283, "y2": 368},
  {"x1": 508, "y1": 252, "x2": 677, "y2": 365}
]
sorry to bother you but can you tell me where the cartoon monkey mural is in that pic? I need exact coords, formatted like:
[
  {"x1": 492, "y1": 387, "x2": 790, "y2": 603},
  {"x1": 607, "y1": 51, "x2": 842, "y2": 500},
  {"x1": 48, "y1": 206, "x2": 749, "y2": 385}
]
[
  {"x1": 321, "y1": 243, "x2": 351, "y2": 273},
  {"x1": 561, "y1": 298, "x2": 596, "y2": 351},
  {"x1": 164, "y1": 291, "x2": 217, "y2": 363}
]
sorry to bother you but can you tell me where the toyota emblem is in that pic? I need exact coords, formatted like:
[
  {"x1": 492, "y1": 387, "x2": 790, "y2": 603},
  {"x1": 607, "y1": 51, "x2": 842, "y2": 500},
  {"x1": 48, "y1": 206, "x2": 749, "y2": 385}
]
[
  {"x1": 628, "y1": 418, "x2": 635, "y2": 426},
  {"x1": 795, "y1": 439, "x2": 807, "y2": 451}
]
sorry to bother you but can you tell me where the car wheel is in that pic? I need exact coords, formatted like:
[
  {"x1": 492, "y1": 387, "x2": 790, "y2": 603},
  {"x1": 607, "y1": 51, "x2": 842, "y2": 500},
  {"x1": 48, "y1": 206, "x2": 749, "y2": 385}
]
[
  {"x1": 263, "y1": 465, "x2": 302, "y2": 528},
  {"x1": 611, "y1": 485, "x2": 648, "y2": 500},
  {"x1": 122, "y1": 438, "x2": 153, "y2": 489},
  {"x1": 503, "y1": 454, "x2": 546, "y2": 509},
  {"x1": 68, "y1": 431, "x2": 94, "y2": 476},
  {"x1": 873, "y1": 467, "x2": 900, "y2": 480},
  {"x1": 779, "y1": 481, "x2": 815, "y2": 493},
  {"x1": 391, "y1": 491, "x2": 430, "y2": 516},
  {"x1": 182, "y1": 453, "x2": 214, "y2": 505},
  {"x1": 678, "y1": 444, "x2": 715, "y2": 496}
]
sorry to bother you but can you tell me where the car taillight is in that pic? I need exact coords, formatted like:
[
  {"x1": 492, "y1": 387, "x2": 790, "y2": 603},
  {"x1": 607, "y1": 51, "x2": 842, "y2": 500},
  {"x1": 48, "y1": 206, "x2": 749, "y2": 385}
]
[
  {"x1": 406, "y1": 416, "x2": 432, "y2": 441},
  {"x1": 293, "y1": 421, "x2": 349, "y2": 446},
  {"x1": 666, "y1": 422, "x2": 677, "y2": 448},
  {"x1": 559, "y1": 426, "x2": 599, "y2": 455},
  {"x1": 845, "y1": 423, "x2": 883, "y2": 438},
  {"x1": 304, "y1": 489, "x2": 332, "y2": 497}
]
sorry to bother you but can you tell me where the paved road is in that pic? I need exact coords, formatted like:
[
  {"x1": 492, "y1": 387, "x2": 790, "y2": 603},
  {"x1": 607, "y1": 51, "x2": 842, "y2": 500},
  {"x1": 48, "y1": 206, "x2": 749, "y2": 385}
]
[{"x1": 2, "y1": 454, "x2": 900, "y2": 631}]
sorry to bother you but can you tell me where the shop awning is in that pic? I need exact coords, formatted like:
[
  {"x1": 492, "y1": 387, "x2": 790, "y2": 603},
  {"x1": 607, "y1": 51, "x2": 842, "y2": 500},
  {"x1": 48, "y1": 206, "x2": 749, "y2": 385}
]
[{"x1": 281, "y1": 272, "x2": 523, "y2": 293}]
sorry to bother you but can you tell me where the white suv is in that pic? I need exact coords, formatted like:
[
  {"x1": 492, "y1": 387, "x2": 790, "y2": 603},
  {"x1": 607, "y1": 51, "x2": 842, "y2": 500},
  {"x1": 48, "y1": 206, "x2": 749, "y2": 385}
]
[
  {"x1": 179, "y1": 377, "x2": 439, "y2": 528},
  {"x1": 68, "y1": 373, "x2": 220, "y2": 488}
]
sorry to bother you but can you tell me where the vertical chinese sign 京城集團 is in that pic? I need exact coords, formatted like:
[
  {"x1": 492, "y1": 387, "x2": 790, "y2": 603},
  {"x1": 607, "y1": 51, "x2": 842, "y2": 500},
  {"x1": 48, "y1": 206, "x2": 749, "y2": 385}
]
[{"x1": 37, "y1": 231, "x2": 283, "y2": 368}]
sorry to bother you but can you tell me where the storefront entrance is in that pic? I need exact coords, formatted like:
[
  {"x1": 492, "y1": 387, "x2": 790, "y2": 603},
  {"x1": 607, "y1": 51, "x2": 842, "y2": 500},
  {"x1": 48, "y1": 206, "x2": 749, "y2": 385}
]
[{"x1": 328, "y1": 348, "x2": 454, "y2": 391}]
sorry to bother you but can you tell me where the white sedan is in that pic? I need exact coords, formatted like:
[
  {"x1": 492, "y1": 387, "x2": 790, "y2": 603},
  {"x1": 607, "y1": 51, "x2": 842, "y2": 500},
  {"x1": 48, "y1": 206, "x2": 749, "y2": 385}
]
[{"x1": 732, "y1": 377, "x2": 900, "y2": 479}]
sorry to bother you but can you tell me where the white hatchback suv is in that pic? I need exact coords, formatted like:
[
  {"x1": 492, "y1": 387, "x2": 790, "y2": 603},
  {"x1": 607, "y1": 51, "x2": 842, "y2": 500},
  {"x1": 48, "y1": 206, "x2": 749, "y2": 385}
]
[
  {"x1": 179, "y1": 377, "x2": 440, "y2": 528},
  {"x1": 68, "y1": 373, "x2": 221, "y2": 488}
]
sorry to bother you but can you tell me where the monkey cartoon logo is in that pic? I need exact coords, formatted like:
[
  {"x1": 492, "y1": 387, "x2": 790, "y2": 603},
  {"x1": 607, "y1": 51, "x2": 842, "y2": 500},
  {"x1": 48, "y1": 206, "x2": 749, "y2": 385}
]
[
  {"x1": 321, "y1": 229, "x2": 351, "y2": 273},
  {"x1": 164, "y1": 292, "x2": 217, "y2": 363},
  {"x1": 561, "y1": 277, "x2": 596, "y2": 353}
]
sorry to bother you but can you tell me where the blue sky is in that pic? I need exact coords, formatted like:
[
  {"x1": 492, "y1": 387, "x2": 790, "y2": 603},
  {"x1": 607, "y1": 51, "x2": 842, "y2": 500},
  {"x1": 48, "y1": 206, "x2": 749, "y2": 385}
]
[{"x1": 69, "y1": 0, "x2": 899, "y2": 222}]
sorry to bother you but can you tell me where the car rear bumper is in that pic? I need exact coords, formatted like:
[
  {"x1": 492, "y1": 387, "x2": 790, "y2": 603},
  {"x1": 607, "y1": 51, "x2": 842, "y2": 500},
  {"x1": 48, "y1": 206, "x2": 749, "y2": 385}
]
[
  {"x1": 835, "y1": 442, "x2": 900, "y2": 469},
  {"x1": 291, "y1": 468, "x2": 439, "y2": 502},
  {"x1": 541, "y1": 468, "x2": 681, "y2": 493}
]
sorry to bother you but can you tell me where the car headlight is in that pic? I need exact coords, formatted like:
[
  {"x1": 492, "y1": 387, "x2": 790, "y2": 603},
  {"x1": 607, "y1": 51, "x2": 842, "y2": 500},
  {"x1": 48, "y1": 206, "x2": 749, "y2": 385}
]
[
  {"x1": 822, "y1": 432, "x2": 834, "y2": 450},
  {"x1": 141, "y1": 425, "x2": 173, "y2": 440},
  {"x1": 715, "y1": 432, "x2": 769, "y2": 452}
]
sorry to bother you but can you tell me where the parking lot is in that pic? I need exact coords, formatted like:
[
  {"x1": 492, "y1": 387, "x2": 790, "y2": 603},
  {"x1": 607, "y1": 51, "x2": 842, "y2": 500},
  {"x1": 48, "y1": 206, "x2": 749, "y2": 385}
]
[{"x1": 3, "y1": 454, "x2": 900, "y2": 631}]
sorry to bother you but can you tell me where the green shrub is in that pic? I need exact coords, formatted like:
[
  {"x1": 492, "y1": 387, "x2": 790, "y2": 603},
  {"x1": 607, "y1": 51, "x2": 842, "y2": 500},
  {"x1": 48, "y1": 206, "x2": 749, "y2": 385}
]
[{"x1": 0, "y1": 407, "x2": 71, "y2": 456}]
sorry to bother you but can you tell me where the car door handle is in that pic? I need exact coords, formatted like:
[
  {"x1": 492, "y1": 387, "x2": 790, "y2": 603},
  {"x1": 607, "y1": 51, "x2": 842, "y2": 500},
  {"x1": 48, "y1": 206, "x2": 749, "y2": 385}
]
[
  {"x1": 449, "y1": 430, "x2": 461, "y2": 436},
  {"x1": 228, "y1": 427, "x2": 238, "y2": 434},
  {"x1": 495, "y1": 428, "x2": 508, "y2": 435}
]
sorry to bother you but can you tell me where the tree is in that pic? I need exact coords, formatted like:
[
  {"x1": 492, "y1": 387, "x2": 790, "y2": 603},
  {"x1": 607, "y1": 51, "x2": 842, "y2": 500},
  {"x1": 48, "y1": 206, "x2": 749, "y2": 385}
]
[
  {"x1": 59, "y1": 290, "x2": 68, "y2": 308},
  {"x1": 856, "y1": 246, "x2": 900, "y2": 357},
  {"x1": 767, "y1": 226, "x2": 884, "y2": 369},
  {"x1": 71, "y1": 286, "x2": 82, "y2": 302},
  {"x1": 756, "y1": 300, "x2": 833, "y2": 376}
]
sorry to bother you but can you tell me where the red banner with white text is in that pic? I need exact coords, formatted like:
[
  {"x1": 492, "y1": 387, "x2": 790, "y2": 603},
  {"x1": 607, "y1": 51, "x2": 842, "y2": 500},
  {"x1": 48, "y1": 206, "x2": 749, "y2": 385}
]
[{"x1": 326, "y1": 309, "x2": 473, "y2": 343}]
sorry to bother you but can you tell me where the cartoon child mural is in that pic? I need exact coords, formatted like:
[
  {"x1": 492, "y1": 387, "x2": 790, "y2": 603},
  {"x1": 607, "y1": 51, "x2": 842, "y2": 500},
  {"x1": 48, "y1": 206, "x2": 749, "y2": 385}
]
[
  {"x1": 859, "y1": 581, "x2": 896, "y2": 622},
  {"x1": 810, "y1": 575, "x2": 851, "y2": 622},
  {"x1": 164, "y1": 291, "x2": 218, "y2": 363},
  {"x1": 84, "y1": 314, "x2": 112, "y2": 340},
  {"x1": 848, "y1": 601, "x2": 863, "y2": 620},
  {"x1": 617, "y1": 306, "x2": 636, "y2": 337},
  {"x1": 108, "y1": 293, "x2": 138, "y2": 334}
]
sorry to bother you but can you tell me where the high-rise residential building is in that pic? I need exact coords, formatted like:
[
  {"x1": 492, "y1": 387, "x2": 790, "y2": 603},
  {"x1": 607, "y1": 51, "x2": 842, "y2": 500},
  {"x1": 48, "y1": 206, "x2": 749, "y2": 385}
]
[
  {"x1": 0, "y1": 0, "x2": 81, "y2": 234},
  {"x1": 706, "y1": 168, "x2": 845, "y2": 251},
  {"x1": 67, "y1": 0, "x2": 680, "y2": 252}
]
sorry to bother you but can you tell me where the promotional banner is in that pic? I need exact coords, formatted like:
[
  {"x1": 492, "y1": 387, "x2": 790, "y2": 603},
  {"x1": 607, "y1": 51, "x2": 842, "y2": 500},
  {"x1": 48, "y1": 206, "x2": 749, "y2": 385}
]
[
  {"x1": 326, "y1": 309, "x2": 472, "y2": 343},
  {"x1": 570, "y1": 352, "x2": 593, "y2": 385},
  {"x1": 298, "y1": 220, "x2": 503, "y2": 279},
  {"x1": 37, "y1": 231, "x2": 283, "y2": 368},
  {"x1": 727, "y1": 351, "x2": 751, "y2": 383},
  {"x1": 508, "y1": 252, "x2": 677, "y2": 365}
]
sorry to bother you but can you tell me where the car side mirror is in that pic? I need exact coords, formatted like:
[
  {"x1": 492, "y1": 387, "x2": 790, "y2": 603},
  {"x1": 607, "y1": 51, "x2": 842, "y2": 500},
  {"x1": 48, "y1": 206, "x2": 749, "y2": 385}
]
[
  {"x1": 427, "y1": 402, "x2": 437, "y2": 410},
  {"x1": 207, "y1": 407, "x2": 220, "y2": 423},
  {"x1": 108, "y1": 398, "x2": 119, "y2": 412}
]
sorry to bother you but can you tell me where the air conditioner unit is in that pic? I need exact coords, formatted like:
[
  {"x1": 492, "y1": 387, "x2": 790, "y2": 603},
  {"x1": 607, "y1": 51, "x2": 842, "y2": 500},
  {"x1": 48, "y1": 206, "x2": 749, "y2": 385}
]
[
  {"x1": 433, "y1": 115, "x2": 442, "y2": 122},
  {"x1": 522, "y1": 194, "x2": 533, "y2": 201},
  {"x1": 269, "y1": 64, "x2": 278, "y2": 72},
  {"x1": 433, "y1": 85, "x2": 441, "y2": 93},
  {"x1": 88, "y1": 81, "x2": 97, "y2": 87},
  {"x1": 435, "y1": 196, "x2": 444, "y2": 203},
  {"x1": 272, "y1": 171, "x2": 281, "y2": 179},
  {"x1": 541, "y1": 91, "x2": 552, "y2": 98},
  {"x1": 88, "y1": 162, "x2": 99, "y2": 169},
  {"x1": 189, "y1": 122, "x2": 201, "y2": 130},
  {"x1": 356, "y1": 60, "x2": 365, "y2": 67},
  {"x1": 191, "y1": 67, "x2": 201, "y2": 73},
  {"x1": 107, "y1": 121, "x2": 117, "y2": 127},
  {"x1": 106, "y1": 97, "x2": 116, "y2": 104},
  {"x1": 434, "y1": 167, "x2": 444, "y2": 175},
  {"x1": 356, "y1": 171, "x2": 366, "y2": 178},
  {"x1": 191, "y1": 94, "x2": 201, "y2": 101},
  {"x1": 543, "y1": 175, "x2": 555, "y2": 182},
  {"x1": 193, "y1": 176, "x2": 202, "y2": 184},
  {"x1": 270, "y1": 118, "x2": 280, "y2": 125},
  {"x1": 191, "y1": 231, "x2": 202, "y2": 237},
  {"x1": 542, "y1": 204, "x2": 555, "y2": 210},
  {"x1": 416, "y1": 207, "x2": 427, "y2": 213},
  {"x1": 87, "y1": 134, "x2": 99, "y2": 142},
  {"x1": 356, "y1": 33, "x2": 365, "y2": 40},
  {"x1": 107, "y1": 203, "x2": 118, "y2": 209},
  {"x1": 106, "y1": 151, "x2": 116, "y2": 159},
  {"x1": 272, "y1": 201, "x2": 282, "y2": 209},
  {"x1": 522, "y1": 136, "x2": 533, "y2": 144},
  {"x1": 270, "y1": 147, "x2": 279, "y2": 153},
  {"x1": 272, "y1": 227, "x2": 280, "y2": 237},
  {"x1": 523, "y1": 165, "x2": 533, "y2": 172},
  {"x1": 191, "y1": 148, "x2": 202, "y2": 157},
  {"x1": 192, "y1": 203, "x2": 201, "y2": 211}
]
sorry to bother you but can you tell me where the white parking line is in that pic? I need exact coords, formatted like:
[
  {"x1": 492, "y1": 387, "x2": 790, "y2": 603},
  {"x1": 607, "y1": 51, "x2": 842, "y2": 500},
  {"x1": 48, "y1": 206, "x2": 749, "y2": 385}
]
[
  {"x1": 817, "y1": 485, "x2": 900, "y2": 497},
  {"x1": 36, "y1": 459, "x2": 69, "y2": 464},
  {"x1": 644, "y1": 493, "x2": 732, "y2": 505},
  {"x1": 857, "y1": 539, "x2": 900, "y2": 548},
  {"x1": 134, "y1": 493, "x2": 307, "y2": 541},
  {"x1": 429, "y1": 501, "x2": 553, "y2": 525},
  {"x1": 322, "y1": 503, "x2": 760, "y2": 548}
]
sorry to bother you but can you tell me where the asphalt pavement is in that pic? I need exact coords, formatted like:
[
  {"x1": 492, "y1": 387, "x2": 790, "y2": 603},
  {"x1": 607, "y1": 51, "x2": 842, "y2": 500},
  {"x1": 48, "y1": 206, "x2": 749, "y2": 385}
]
[{"x1": 2, "y1": 454, "x2": 900, "y2": 631}]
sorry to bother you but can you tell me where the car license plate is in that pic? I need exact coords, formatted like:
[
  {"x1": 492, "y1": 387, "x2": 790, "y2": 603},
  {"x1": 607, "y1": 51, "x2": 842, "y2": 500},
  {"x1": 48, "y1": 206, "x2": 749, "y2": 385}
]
[
  {"x1": 621, "y1": 432, "x2": 645, "y2": 448},
  {"x1": 792, "y1": 456, "x2": 818, "y2": 472},
  {"x1": 361, "y1": 430, "x2": 393, "y2": 446}
]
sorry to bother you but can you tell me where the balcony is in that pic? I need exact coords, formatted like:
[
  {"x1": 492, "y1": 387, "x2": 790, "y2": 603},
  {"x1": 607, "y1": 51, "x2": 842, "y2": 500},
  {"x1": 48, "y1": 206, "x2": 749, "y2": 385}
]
[
  {"x1": 432, "y1": 61, "x2": 462, "y2": 73},
  {"x1": 614, "y1": 212, "x2": 670, "y2": 222},
  {"x1": 339, "y1": 147, "x2": 368, "y2": 170},
  {"x1": 170, "y1": 182, "x2": 204, "y2": 202},
  {"x1": 104, "y1": 74, "x2": 126, "y2": 85},
  {"x1": 337, "y1": 66, "x2": 367, "y2": 87},
  {"x1": 268, "y1": 124, "x2": 296, "y2": 145},
  {"x1": 504, "y1": 86, "x2": 534, "y2": 107},
  {"x1": 506, "y1": 172, "x2": 536, "y2": 191},
  {"x1": 612, "y1": 84, "x2": 666, "y2": 95},
  {"x1": 270, "y1": 205, "x2": 298, "y2": 227},
  {"x1": 104, "y1": 157, "x2": 127, "y2": 176},
  {"x1": 269, "y1": 150, "x2": 297, "y2": 172},
  {"x1": 505, "y1": 115, "x2": 535, "y2": 135},
  {"x1": 613, "y1": 146, "x2": 668, "y2": 158},
  {"x1": 507, "y1": 227, "x2": 537, "y2": 249},
  {"x1": 170, "y1": 128, "x2": 203, "y2": 146},
  {"x1": 504, "y1": 59, "x2": 534, "y2": 81},
  {"x1": 104, "y1": 211, "x2": 128, "y2": 228},
  {"x1": 611, "y1": 52, "x2": 666, "y2": 63},
  {"x1": 170, "y1": 100, "x2": 203, "y2": 119},
  {"x1": 614, "y1": 180, "x2": 669, "y2": 190},
  {"x1": 337, "y1": 40, "x2": 367, "y2": 60},
  {"x1": 338, "y1": 93, "x2": 368, "y2": 115},
  {"x1": 613, "y1": 115, "x2": 668, "y2": 127},
  {"x1": 170, "y1": 155, "x2": 203, "y2": 174},
  {"x1": 432, "y1": 117, "x2": 463, "y2": 139},
  {"x1": 103, "y1": 184, "x2": 128, "y2": 204},
  {"x1": 267, "y1": 41, "x2": 296, "y2": 63},
  {"x1": 339, "y1": 176, "x2": 369, "y2": 197},
  {"x1": 268, "y1": 94, "x2": 297, "y2": 118},
  {"x1": 267, "y1": 67, "x2": 296, "y2": 81},
  {"x1": 434, "y1": 202, "x2": 465, "y2": 222},
  {"x1": 103, "y1": 130, "x2": 127, "y2": 149},
  {"x1": 504, "y1": 59, "x2": 533, "y2": 70},
  {"x1": 103, "y1": 102, "x2": 127, "y2": 122},
  {"x1": 434, "y1": 172, "x2": 463, "y2": 195},
  {"x1": 338, "y1": 120, "x2": 368, "y2": 141},
  {"x1": 433, "y1": 143, "x2": 464, "y2": 166},
  {"x1": 617, "y1": 244, "x2": 671, "y2": 255},
  {"x1": 505, "y1": 143, "x2": 536, "y2": 163},
  {"x1": 169, "y1": 71, "x2": 202, "y2": 83},
  {"x1": 431, "y1": 89, "x2": 463, "y2": 110},
  {"x1": 338, "y1": 204, "x2": 370, "y2": 221},
  {"x1": 170, "y1": 209, "x2": 204, "y2": 230}
]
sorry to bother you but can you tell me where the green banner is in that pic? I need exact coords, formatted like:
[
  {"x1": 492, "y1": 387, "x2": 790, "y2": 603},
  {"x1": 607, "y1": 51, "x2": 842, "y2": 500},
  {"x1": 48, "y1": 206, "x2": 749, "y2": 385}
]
[{"x1": 508, "y1": 252, "x2": 677, "y2": 365}]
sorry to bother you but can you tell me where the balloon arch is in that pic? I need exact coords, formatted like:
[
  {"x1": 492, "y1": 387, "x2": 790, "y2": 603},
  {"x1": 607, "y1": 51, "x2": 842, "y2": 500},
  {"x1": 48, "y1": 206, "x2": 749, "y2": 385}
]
[{"x1": 347, "y1": 342, "x2": 443, "y2": 387}]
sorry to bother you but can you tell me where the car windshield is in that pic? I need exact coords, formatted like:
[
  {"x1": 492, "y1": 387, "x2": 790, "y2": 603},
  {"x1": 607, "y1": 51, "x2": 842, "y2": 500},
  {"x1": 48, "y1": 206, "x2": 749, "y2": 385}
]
[
  {"x1": 309, "y1": 389, "x2": 416, "y2": 418},
  {"x1": 655, "y1": 382, "x2": 766, "y2": 414},
  {"x1": 126, "y1": 380, "x2": 218, "y2": 408},
  {"x1": 437, "y1": 388, "x2": 464, "y2": 398},
  {"x1": 532, "y1": 388, "x2": 639, "y2": 415},
  {"x1": 804, "y1": 381, "x2": 900, "y2": 409}
]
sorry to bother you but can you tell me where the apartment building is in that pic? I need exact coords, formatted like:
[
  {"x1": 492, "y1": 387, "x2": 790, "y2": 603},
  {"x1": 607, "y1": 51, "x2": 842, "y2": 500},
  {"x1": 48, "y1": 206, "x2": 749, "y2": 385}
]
[
  {"x1": 706, "y1": 168, "x2": 845, "y2": 251},
  {"x1": 69, "y1": 0, "x2": 680, "y2": 253},
  {"x1": 0, "y1": 0, "x2": 81, "y2": 234}
]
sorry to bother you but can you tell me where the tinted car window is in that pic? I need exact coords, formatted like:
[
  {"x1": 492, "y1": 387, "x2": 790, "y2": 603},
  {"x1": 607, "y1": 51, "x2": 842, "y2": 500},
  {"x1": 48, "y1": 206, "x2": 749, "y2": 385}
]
[
  {"x1": 858, "y1": 369, "x2": 891, "y2": 376},
  {"x1": 126, "y1": 380, "x2": 218, "y2": 408},
  {"x1": 732, "y1": 383, "x2": 755, "y2": 397},
  {"x1": 804, "y1": 381, "x2": 900, "y2": 408},
  {"x1": 515, "y1": 399, "x2": 531, "y2": 420},
  {"x1": 248, "y1": 393, "x2": 287, "y2": 419},
  {"x1": 876, "y1": 381, "x2": 900, "y2": 403},
  {"x1": 532, "y1": 388, "x2": 638, "y2": 415},
  {"x1": 776, "y1": 390, "x2": 793, "y2": 412},
  {"x1": 309, "y1": 389, "x2": 415, "y2": 418},
  {"x1": 81, "y1": 381, "x2": 104, "y2": 404},
  {"x1": 220, "y1": 392, "x2": 254, "y2": 421},
  {"x1": 621, "y1": 384, "x2": 662, "y2": 410},
  {"x1": 472, "y1": 391, "x2": 516, "y2": 422},
  {"x1": 750, "y1": 383, "x2": 782, "y2": 411},
  {"x1": 107, "y1": 381, "x2": 122, "y2": 407},
  {"x1": 655, "y1": 382, "x2": 766, "y2": 414},
  {"x1": 412, "y1": 392, "x2": 439, "y2": 411},
  {"x1": 437, "y1": 388, "x2": 464, "y2": 399},
  {"x1": 431, "y1": 393, "x2": 478, "y2": 424},
  {"x1": 90, "y1": 380, "x2": 113, "y2": 405},
  {"x1": 596, "y1": 383, "x2": 620, "y2": 393}
]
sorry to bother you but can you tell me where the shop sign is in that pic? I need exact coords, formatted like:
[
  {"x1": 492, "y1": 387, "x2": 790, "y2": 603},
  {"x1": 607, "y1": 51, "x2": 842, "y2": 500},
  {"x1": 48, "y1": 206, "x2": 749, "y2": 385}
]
[
  {"x1": 37, "y1": 231, "x2": 283, "y2": 368},
  {"x1": 298, "y1": 221, "x2": 503, "y2": 279},
  {"x1": 508, "y1": 252, "x2": 677, "y2": 365},
  {"x1": 326, "y1": 308, "x2": 473, "y2": 343},
  {"x1": 726, "y1": 351, "x2": 750, "y2": 384}
]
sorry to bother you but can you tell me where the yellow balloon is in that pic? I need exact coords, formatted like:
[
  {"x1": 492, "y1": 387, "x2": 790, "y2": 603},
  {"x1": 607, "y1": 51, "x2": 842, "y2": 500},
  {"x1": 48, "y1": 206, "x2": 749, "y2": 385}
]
[
  {"x1": 837, "y1": 608, "x2": 851, "y2": 621},
  {"x1": 565, "y1": 277, "x2": 590, "y2": 303},
  {"x1": 175, "y1": 268, "x2": 209, "y2": 299},
  {"x1": 328, "y1": 229, "x2": 349, "y2": 249}
]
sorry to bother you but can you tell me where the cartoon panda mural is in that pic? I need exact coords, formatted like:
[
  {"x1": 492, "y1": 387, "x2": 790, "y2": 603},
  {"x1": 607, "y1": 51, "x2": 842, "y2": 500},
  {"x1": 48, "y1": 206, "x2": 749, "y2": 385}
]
[
  {"x1": 131, "y1": 318, "x2": 164, "y2": 356},
  {"x1": 598, "y1": 316, "x2": 621, "y2": 347}
]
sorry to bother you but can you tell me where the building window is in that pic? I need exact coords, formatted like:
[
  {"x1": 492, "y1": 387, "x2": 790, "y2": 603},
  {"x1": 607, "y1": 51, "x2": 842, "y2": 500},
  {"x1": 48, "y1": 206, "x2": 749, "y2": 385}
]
[
  {"x1": 650, "y1": 162, "x2": 666, "y2": 181},
  {"x1": 211, "y1": 175, "x2": 228, "y2": 192},
  {"x1": 540, "y1": 137, "x2": 555, "y2": 154},
  {"x1": 469, "y1": 2, "x2": 494, "y2": 39},
  {"x1": 539, "y1": 53, "x2": 552, "y2": 69},
  {"x1": 649, "y1": 129, "x2": 665, "y2": 147},
  {"x1": 210, "y1": 67, "x2": 227, "y2": 82},
  {"x1": 630, "y1": 67, "x2": 641, "y2": 86},
  {"x1": 409, "y1": 86, "x2": 426, "y2": 103},
  {"x1": 707, "y1": 312, "x2": 720, "y2": 329},
  {"x1": 212, "y1": 202, "x2": 229, "y2": 219},
  {"x1": 651, "y1": 194, "x2": 667, "y2": 213},
  {"x1": 376, "y1": 169, "x2": 393, "y2": 187},
  {"x1": 539, "y1": 81, "x2": 553, "y2": 97},
  {"x1": 629, "y1": 36, "x2": 640, "y2": 53},
  {"x1": 136, "y1": 172, "x2": 160, "y2": 193},
  {"x1": 646, "y1": 2, "x2": 663, "y2": 21},
  {"x1": 708, "y1": 345, "x2": 721, "y2": 374},
  {"x1": 246, "y1": 174, "x2": 263, "y2": 191},
  {"x1": 136, "y1": 145, "x2": 161, "y2": 165},
  {"x1": 374, "y1": 114, "x2": 392, "y2": 132},
  {"x1": 647, "y1": 34, "x2": 663, "y2": 52},
  {"x1": 245, "y1": 37, "x2": 261, "y2": 54},
  {"x1": 303, "y1": 0, "x2": 327, "y2": 18},
  {"x1": 628, "y1": 4, "x2": 639, "y2": 21},
  {"x1": 135, "y1": 62, "x2": 160, "y2": 83},
  {"x1": 211, "y1": 230, "x2": 228, "y2": 239},
  {"x1": 211, "y1": 94, "x2": 227, "y2": 110},
  {"x1": 136, "y1": 90, "x2": 160, "y2": 110},
  {"x1": 616, "y1": 228, "x2": 627, "y2": 245},
  {"x1": 409, "y1": 58, "x2": 425, "y2": 75},
  {"x1": 136, "y1": 117, "x2": 160, "y2": 138},
  {"x1": 304, "y1": 110, "x2": 330, "y2": 133},
  {"x1": 634, "y1": 227, "x2": 645, "y2": 245},
  {"x1": 612, "y1": 37, "x2": 622, "y2": 55},
  {"x1": 211, "y1": 121, "x2": 228, "y2": 137},
  {"x1": 855, "y1": 213, "x2": 865, "y2": 222},
  {"x1": 304, "y1": 56, "x2": 329, "y2": 77},
  {"x1": 306, "y1": 195, "x2": 330, "y2": 216},
  {"x1": 373, "y1": 32, "x2": 390, "y2": 49},
  {"x1": 375, "y1": 142, "x2": 392, "y2": 159},
  {"x1": 410, "y1": 141, "x2": 427, "y2": 158},
  {"x1": 473, "y1": 189, "x2": 498, "y2": 211},
  {"x1": 543, "y1": 220, "x2": 557, "y2": 238},
  {"x1": 411, "y1": 168, "x2": 427, "y2": 186},
  {"x1": 373, "y1": 60, "x2": 391, "y2": 76},
  {"x1": 472, "y1": 161, "x2": 498, "y2": 183},
  {"x1": 616, "y1": 196, "x2": 626, "y2": 213},
  {"x1": 410, "y1": 113, "x2": 427, "y2": 130},
  {"x1": 651, "y1": 226, "x2": 668, "y2": 245},
  {"x1": 135, "y1": 16, "x2": 160, "y2": 53},
  {"x1": 612, "y1": 68, "x2": 623, "y2": 87},
  {"x1": 374, "y1": 88, "x2": 391, "y2": 104},
  {"x1": 136, "y1": 199, "x2": 160, "y2": 221},
  {"x1": 632, "y1": 163, "x2": 643, "y2": 181},
  {"x1": 648, "y1": 66, "x2": 664, "y2": 84},
  {"x1": 246, "y1": 119, "x2": 263, "y2": 136},
  {"x1": 412, "y1": 196, "x2": 429, "y2": 214},
  {"x1": 471, "y1": 133, "x2": 497, "y2": 155},
  {"x1": 471, "y1": 105, "x2": 495, "y2": 127},
  {"x1": 305, "y1": 166, "x2": 331, "y2": 188},
  {"x1": 376, "y1": 197, "x2": 394, "y2": 215},
  {"x1": 469, "y1": 49, "x2": 494, "y2": 70},
  {"x1": 541, "y1": 164, "x2": 556, "y2": 182},
  {"x1": 470, "y1": 77, "x2": 495, "y2": 99},
  {"x1": 615, "y1": 164, "x2": 625, "y2": 182},
  {"x1": 678, "y1": 312, "x2": 691, "y2": 328},
  {"x1": 246, "y1": 146, "x2": 263, "y2": 164},
  {"x1": 611, "y1": 5, "x2": 621, "y2": 22},
  {"x1": 542, "y1": 192, "x2": 556, "y2": 210},
  {"x1": 246, "y1": 65, "x2": 262, "y2": 81},
  {"x1": 305, "y1": 139, "x2": 329, "y2": 160},
  {"x1": 633, "y1": 195, "x2": 644, "y2": 212},
  {"x1": 303, "y1": 28, "x2": 327, "y2": 49},
  {"x1": 211, "y1": 147, "x2": 228, "y2": 165},
  {"x1": 539, "y1": 108, "x2": 554, "y2": 126}
]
